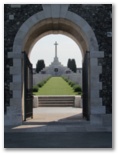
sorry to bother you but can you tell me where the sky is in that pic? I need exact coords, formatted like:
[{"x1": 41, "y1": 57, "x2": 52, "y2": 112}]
[{"x1": 29, "y1": 34, "x2": 82, "y2": 68}]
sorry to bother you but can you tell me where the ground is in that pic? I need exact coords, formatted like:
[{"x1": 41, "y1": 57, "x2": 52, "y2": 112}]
[
  {"x1": 33, "y1": 77, "x2": 78, "y2": 95},
  {"x1": 4, "y1": 107, "x2": 112, "y2": 148}
]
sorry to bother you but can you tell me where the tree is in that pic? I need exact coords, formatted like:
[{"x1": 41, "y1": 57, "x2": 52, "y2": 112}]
[
  {"x1": 71, "y1": 59, "x2": 77, "y2": 73},
  {"x1": 36, "y1": 59, "x2": 45, "y2": 73},
  {"x1": 67, "y1": 59, "x2": 71, "y2": 68},
  {"x1": 67, "y1": 58, "x2": 77, "y2": 73}
]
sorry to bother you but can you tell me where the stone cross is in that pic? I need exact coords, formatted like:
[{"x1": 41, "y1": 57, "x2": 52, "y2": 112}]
[{"x1": 54, "y1": 41, "x2": 58, "y2": 58}]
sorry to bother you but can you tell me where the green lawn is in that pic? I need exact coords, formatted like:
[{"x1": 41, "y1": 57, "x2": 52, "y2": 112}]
[{"x1": 33, "y1": 77, "x2": 78, "y2": 95}]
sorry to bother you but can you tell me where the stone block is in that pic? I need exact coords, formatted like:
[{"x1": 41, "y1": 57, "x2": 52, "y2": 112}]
[
  {"x1": 13, "y1": 75, "x2": 21, "y2": 82},
  {"x1": 90, "y1": 58, "x2": 98, "y2": 66},
  {"x1": 11, "y1": 4, "x2": 21, "y2": 8},
  {"x1": 91, "y1": 106, "x2": 105, "y2": 114},
  {"x1": 4, "y1": 113, "x2": 22, "y2": 126},
  {"x1": 13, "y1": 90, "x2": 21, "y2": 98},
  {"x1": 66, "y1": 11, "x2": 86, "y2": 28},
  {"x1": 13, "y1": 45, "x2": 22, "y2": 53},
  {"x1": 15, "y1": 30, "x2": 26, "y2": 41},
  {"x1": 8, "y1": 52, "x2": 21, "y2": 58},
  {"x1": 90, "y1": 98, "x2": 103, "y2": 106},
  {"x1": 42, "y1": 4, "x2": 51, "y2": 18},
  {"x1": 33, "y1": 96, "x2": 38, "y2": 108},
  {"x1": 18, "y1": 23, "x2": 30, "y2": 33},
  {"x1": 35, "y1": 12, "x2": 45, "y2": 23},
  {"x1": 90, "y1": 114, "x2": 102, "y2": 125},
  {"x1": 13, "y1": 59, "x2": 21, "y2": 66},
  {"x1": 91, "y1": 81, "x2": 102, "y2": 90},
  {"x1": 60, "y1": 4, "x2": 69, "y2": 18},
  {"x1": 10, "y1": 98, "x2": 21, "y2": 106},
  {"x1": 74, "y1": 96, "x2": 82, "y2": 108},
  {"x1": 90, "y1": 89, "x2": 99, "y2": 98},
  {"x1": 10, "y1": 82, "x2": 21, "y2": 90},
  {"x1": 90, "y1": 66, "x2": 102, "y2": 76},
  {"x1": 90, "y1": 51, "x2": 104, "y2": 58},
  {"x1": 9, "y1": 15, "x2": 14, "y2": 20},
  {"x1": 51, "y1": 4, "x2": 60, "y2": 18},
  {"x1": 10, "y1": 66, "x2": 21, "y2": 75}
]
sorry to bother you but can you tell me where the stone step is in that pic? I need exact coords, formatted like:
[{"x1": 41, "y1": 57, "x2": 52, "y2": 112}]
[
  {"x1": 38, "y1": 100, "x2": 74, "y2": 104},
  {"x1": 38, "y1": 97, "x2": 75, "y2": 101},
  {"x1": 39, "y1": 104, "x2": 74, "y2": 107},
  {"x1": 38, "y1": 96, "x2": 75, "y2": 107}
]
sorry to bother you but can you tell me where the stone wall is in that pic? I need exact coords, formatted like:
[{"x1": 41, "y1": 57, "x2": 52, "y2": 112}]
[
  {"x1": 62, "y1": 73, "x2": 82, "y2": 87},
  {"x1": 4, "y1": 4, "x2": 43, "y2": 113},
  {"x1": 4, "y1": 4, "x2": 112, "y2": 114},
  {"x1": 33, "y1": 74, "x2": 51, "y2": 86},
  {"x1": 68, "y1": 4, "x2": 112, "y2": 113}
]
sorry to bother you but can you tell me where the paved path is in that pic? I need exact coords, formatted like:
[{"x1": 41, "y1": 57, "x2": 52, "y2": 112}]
[
  {"x1": 4, "y1": 107, "x2": 112, "y2": 148},
  {"x1": 30, "y1": 107, "x2": 83, "y2": 122},
  {"x1": 4, "y1": 107, "x2": 111, "y2": 132}
]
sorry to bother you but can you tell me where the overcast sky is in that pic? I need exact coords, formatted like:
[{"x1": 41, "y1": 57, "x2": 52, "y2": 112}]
[{"x1": 29, "y1": 34, "x2": 82, "y2": 68}]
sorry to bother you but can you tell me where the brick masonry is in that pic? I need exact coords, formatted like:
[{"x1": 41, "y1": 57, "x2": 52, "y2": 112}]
[{"x1": 4, "y1": 4, "x2": 112, "y2": 114}]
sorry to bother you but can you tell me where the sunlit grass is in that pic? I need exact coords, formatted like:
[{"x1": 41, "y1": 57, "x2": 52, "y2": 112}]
[{"x1": 33, "y1": 77, "x2": 78, "y2": 95}]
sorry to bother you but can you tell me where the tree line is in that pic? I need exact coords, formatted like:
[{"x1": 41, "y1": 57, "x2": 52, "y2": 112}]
[{"x1": 35, "y1": 58, "x2": 77, "y2": 73}]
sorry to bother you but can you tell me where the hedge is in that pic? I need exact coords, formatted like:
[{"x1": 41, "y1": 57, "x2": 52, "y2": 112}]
[
  {"x1": 73, "y1": 85, "x2": 82, "y2": 92},
  {"x1": 33, "y1": 85, "x2": 39, "y2": 92}
]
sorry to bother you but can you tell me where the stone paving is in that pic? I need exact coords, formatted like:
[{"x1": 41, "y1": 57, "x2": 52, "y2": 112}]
[
  {"x1": 4, "y1": 107, "x2": 111, "y2": 133},
  {"x1": 4, "y1": 107, "x2": 112, "y2": 148}
]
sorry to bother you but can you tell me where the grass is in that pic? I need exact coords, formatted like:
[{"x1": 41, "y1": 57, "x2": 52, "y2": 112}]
[{"x1": 33, "y1": 77, "x2": 78, "y2": 95}]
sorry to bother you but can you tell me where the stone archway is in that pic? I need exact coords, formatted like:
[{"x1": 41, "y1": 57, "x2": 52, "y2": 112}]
[{"x1": 6, "y1": 4, "x2": 105, "y2": 125}]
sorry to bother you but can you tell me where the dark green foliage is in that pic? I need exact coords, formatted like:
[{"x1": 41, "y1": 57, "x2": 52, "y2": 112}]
[
  {"x1": 62, "y1": 76, "x2": 68, "y2": 82},
  {"x1": 36, "y1": 59, "x2": 45, "y2": 73},
  {"x1": 67, "y1": 58, "x2": 77, "y2": 73},
  {"x1": 62, "y1": 77, "x2": 82, "y2": 95},
  {"x1": 69, "y1": 81, "x2": 75, "y2": 87},
  {"x1": 67, "y1": 59, "x2": 71, "y2": 68},
  {"x1": 33, "y1": 85, "x2": 39, "y2": 92},
  {"x1": 33, "y1": 77, "x2": 51, "y2": 93},
  {"x1": 68, "y1": 80, "x2": 75, "y2": 87},
  {"x1": 73, "y1": 85, "x2": 82, "y2": 92},
  {"x1": 71, "y1": 59, "x2": 77, "y2": 73},
  {"x1": 37, "y1": 77, "x2": 51, "y2": 88},
  {"x1": 37, "y1": 82, "x2": 44, "y2": 87}
]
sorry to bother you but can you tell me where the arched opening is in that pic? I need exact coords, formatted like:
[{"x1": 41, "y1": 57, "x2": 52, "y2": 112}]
[
  {"x1": 28, "y1": 34, "x2": 83, "y2": 123},
  {"x1": 22, "y1": 18, "x2": 89, "y2": 57},
  {"x1": 29, "y1": 34, "x2": 82, "y2": 68},
  {"x1": 11, "y1": 9, "x2": 101, "y2": 125},
  {"x1": 21, "y1": 18, "x2": 93, "y2": 121}
]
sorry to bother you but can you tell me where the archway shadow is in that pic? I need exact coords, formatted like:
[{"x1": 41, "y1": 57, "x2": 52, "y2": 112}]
[{"x1": 23, "y1": 112, "x2": 84, "y2": 126}]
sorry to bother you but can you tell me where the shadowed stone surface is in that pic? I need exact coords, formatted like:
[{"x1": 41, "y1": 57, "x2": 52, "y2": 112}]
[{"x1": 4, "y1": 132, "x2": 112, "y2": 148}]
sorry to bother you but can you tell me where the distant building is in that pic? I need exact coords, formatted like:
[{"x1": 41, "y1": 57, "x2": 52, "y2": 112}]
[
  {"x1": 33, "y1": 68, "x2": 36, "y2": 74},
  {"x1": 77, "y1": 68, "x2": 82, "y2": 74},
  {"x1": 39, "y1": 41, "x2": 73, "y2": 76}
]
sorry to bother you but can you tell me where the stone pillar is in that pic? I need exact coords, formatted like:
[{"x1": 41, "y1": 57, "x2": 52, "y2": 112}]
[
  {"x1": 90, "y1": 51, "x2": 105, "y2": 125},
  {"x1": 4, "y1": 52, "x2": 23, "y2": 125},
  {"x1": 33, "y1": 96, "x2": 38, "y2": 108},
  {"x1": 74, "y1": 96, "x2": 82, "y2": 108}
]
